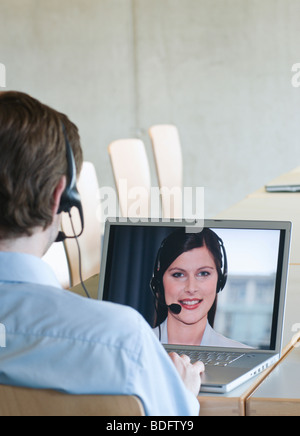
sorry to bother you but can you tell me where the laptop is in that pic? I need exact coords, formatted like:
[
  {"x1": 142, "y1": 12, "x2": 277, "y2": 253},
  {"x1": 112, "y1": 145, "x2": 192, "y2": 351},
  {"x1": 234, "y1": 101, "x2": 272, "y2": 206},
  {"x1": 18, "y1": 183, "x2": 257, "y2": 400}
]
[{"x1": 98, "y1": 218, "x2": 291, "y2": 393}]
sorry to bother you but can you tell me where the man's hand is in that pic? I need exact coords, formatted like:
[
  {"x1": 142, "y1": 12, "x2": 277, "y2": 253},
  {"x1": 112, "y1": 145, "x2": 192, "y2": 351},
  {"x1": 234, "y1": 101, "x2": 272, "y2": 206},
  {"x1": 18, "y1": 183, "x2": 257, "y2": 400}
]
[{"x1": 169, "y1": 352, "x2": 205, "y2": 397}]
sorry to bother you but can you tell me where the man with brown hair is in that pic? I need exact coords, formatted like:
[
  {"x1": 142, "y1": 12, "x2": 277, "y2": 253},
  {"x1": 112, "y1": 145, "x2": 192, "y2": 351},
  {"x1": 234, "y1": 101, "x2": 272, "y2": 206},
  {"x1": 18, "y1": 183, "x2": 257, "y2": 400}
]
[
  {"x1": 0, "y1": 91, "x2": 82, "y2": 244},
  {"x1": 0, "y1": 91, "x2": 203, "y2": 416}
]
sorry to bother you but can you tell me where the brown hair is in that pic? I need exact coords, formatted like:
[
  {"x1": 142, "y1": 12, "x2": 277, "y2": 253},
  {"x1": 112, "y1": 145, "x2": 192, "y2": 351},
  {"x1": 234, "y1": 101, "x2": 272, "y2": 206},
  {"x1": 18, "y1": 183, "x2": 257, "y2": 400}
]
[{"x1": 0, "y1": 91, "x2": 83, "y2": 239}]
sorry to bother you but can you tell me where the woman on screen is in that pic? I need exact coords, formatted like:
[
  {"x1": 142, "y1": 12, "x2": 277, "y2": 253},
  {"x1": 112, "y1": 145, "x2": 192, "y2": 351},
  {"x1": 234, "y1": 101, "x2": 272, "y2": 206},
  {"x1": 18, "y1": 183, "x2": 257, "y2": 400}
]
[{"x1": 150, "y1": 228, "x2": 249, "y2": 348}]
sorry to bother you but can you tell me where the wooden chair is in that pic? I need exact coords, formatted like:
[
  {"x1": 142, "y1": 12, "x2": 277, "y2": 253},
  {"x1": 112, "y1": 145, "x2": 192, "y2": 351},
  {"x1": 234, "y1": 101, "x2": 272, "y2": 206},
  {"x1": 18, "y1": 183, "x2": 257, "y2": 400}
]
[
  {"x1": 148, "y1": 124, "x2": 183, "y2": 219},
  {"x1": 62, "y1": 162, "x2": 102, "y2": 287},
  {"x1": 108, "y1": 139, "x2": 152, "y2": 218},
  {"x1": 0, "y1": 384, "x2": 145, "y2": 416}
]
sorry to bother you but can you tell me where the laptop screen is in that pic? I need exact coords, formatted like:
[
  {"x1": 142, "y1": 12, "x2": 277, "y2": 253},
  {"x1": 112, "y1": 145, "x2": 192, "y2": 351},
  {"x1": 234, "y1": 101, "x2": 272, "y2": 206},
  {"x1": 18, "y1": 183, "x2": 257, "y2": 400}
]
[{"x1": 99, "y1": 220, "x2": 290, "y2": 351}]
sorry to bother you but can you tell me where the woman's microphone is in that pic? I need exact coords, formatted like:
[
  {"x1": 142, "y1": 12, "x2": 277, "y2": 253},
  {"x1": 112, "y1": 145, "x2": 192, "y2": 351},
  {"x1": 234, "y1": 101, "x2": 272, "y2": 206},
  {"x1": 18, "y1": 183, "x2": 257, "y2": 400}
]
[{"x1": 165, "y1": 302, "x2": 182, "y2": 315}]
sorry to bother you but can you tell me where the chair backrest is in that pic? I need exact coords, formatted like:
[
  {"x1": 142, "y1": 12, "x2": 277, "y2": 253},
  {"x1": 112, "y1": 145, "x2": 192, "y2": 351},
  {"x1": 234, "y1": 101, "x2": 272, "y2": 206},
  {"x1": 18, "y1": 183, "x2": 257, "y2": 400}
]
[
  {"x1": 108, "y1": 139, "x2": 151, "y2": 218},
  {"x1": 43, "y1": 242, "x2": 71, "y2": 289},
  {"x1": 0, "y1": 385, "x2": 145, "y2": 416},
  {"x1": 62, "y1": 162, "x2": 102, "y2": 287},
  {"x1": 149, "y1": 124, "x2": 183, "y2": 219}
]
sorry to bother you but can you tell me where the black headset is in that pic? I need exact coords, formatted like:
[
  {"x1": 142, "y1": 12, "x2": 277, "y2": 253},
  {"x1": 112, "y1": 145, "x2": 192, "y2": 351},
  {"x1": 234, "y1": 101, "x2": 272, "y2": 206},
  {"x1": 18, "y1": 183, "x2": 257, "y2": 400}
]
[
  {"x1": 217, "y1": 237, "x2": 228, "y2": 292},
  {"x1": 55, "y1": 123, "x2": 84, "y2": 242},
  {"x1": 150, "y1": 232, "x2": 228, "y2": 305}
]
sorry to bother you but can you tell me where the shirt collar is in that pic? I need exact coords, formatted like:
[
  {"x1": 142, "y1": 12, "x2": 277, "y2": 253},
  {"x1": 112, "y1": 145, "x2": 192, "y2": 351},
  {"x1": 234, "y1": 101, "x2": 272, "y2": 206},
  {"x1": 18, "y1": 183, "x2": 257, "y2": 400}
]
[
  {"x1": 201, "y1": 322, "x2": 215, "y2": 346},
  {"x1": 0, "y1": 252, "x2": 62, "y2": 289}
]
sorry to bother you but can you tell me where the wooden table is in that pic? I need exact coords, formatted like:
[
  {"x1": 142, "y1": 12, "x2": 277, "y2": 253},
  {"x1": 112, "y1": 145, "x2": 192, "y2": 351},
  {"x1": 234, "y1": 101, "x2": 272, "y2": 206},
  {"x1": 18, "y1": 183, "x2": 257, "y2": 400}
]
[
  {"x1": 246, "y1": 332, "x2": 300, "y2": 416},
  {"x1": 216, "y1": 167, "x2": 300, "y2": 348},
  {"x1": 216, "y1": 167, "x2": 300, "y2": 415}
]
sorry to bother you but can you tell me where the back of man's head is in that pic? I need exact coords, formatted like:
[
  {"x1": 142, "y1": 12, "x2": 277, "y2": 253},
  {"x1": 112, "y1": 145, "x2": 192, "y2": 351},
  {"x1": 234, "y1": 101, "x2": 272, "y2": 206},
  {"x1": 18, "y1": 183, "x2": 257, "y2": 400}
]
[{"x1": 0, "y1": 91, "x2": 83, "y2": 240}]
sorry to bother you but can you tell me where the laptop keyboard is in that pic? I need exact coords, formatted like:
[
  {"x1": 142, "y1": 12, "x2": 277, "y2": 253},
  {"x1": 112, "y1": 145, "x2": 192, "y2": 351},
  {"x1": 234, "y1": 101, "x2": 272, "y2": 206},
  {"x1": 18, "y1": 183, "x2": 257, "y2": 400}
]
[{"x1": 169, "y1": 350, "x2": 245, "y2": 367}]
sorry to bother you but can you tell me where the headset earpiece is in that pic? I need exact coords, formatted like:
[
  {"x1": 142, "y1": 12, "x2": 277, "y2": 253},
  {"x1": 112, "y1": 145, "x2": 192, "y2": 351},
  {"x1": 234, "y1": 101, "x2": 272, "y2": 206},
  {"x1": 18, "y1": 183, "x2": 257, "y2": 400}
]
[
  {"x1": 216, "y1": 237, "x2": 228, "y2": 293},
  {"x1": 150, "y1": 276, "x2": 160, "y2": 298},
  {"x1": 150, "y1": 239, "x2": 166, "y2": 301},
  {"x1": 58, "y1": 124, "x2": 83, "y2": 217},
  {"x1": 55, "y1": 123, "x2": 84, "y2": 243}
]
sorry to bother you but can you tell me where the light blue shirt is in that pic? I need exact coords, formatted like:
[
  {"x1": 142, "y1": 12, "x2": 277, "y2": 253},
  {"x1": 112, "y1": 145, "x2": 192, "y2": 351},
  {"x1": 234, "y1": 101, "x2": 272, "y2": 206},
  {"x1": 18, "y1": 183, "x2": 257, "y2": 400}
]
[{"x1": 0, "y1": 252, "x2": 199, "y2": 416}]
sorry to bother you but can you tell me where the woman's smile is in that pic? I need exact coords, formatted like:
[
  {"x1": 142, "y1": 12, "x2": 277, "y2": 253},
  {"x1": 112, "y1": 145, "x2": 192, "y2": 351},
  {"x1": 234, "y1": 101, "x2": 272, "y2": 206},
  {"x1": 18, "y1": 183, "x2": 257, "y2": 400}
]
[{"x1": 179, "y1": 298, "x2": 203, "y2": 310}]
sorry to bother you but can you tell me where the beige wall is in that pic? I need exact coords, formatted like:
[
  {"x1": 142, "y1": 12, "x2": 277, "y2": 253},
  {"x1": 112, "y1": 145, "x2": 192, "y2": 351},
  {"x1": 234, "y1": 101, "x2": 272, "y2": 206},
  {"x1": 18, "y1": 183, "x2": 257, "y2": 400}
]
[{"x1": 1, "y1": 0, "x2": 300, "y2": 218}]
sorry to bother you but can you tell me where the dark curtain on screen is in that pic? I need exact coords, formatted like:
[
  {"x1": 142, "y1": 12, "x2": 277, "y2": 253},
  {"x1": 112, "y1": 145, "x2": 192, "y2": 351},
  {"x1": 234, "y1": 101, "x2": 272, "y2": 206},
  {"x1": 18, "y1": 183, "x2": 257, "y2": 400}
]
[{"x1": 103, "y1": 225, "x2": 178, "y2": 326}]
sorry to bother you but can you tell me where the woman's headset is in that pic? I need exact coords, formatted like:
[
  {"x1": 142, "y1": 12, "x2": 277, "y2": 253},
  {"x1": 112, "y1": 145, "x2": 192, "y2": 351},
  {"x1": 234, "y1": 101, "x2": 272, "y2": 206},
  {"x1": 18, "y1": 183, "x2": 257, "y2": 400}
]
[{"x1": 217, "y1": 237, "x2": 228, "y2": 292}]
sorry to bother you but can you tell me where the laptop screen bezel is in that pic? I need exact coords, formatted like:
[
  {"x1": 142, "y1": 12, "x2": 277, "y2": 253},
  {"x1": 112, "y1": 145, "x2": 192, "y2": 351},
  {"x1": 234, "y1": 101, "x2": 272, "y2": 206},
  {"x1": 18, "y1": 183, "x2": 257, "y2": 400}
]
[{"x1": 98, "y1": 218, "x2": 291, "y2": 355}]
